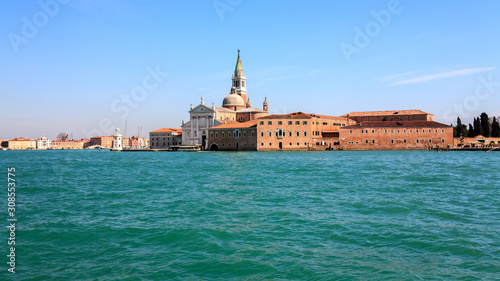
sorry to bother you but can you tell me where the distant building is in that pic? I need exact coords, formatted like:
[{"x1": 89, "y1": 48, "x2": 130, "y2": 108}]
[
  {"x1": 51, "y1": 139, "x2": 89, "y2": 149},
  {"x1": 181, "y1": 50, "x2": 268, "y2": 149},
  {"x1": 129, "y1": 136, "x2": 148, "y2": 149},
  {"x1": 37, "y1": 137, "x2": 51, "y2": 150},
  {"x1": 454, "y1": 135, "x2": 500, "y2": 147},
  {"x1": 339, "y1": 121, "x2": 453, "y2": 150},
  {"x1": 149, "y1": 128, "x2": 182, "y2": 149},
  {"x1": 208, "y1": 112, "x2": 355, "y2": 151},
  {"x1": 342, "y1": 110, "x2": 433, "y2": 123},
  {"x1": 90, "y1": 136, "x2": 114, "y2": 149},
  {"x1": 7, "y1": 138, "x2": 37, "y2": 150}
]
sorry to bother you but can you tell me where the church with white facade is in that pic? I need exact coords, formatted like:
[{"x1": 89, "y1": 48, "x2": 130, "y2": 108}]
[{"x1": 181, "y1": 50, "x2": 269, "y2": 149}]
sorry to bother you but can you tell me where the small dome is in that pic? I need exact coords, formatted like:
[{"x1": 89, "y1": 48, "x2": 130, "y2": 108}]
[{"x1": 222, "y1": 93, "x2": 245, "y2": 107}]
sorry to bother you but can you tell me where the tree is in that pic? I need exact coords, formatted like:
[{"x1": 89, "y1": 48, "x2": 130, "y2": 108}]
[
  {"x1": 474, "y1": 117, "x2": 483, "y2": 137},
  {"x1": 480, "y1": 112, "x2": 490, "y2": 137},
  {"x1": 454, "y1": 117, "x2": 468, "y2": 138},
  {"x1": 56, "y1": 132, "x2": 69, "y2": 141},
  {"x1": 468, "y1": 124, "x2": 474, "y2": 137},
  {"x1": 492, "y1": 117, "x2": 500, "y2": 137}
]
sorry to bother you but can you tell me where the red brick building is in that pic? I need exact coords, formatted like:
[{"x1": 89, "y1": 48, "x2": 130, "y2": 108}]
[
  {"x1": 342, "y1": 110, "x2": 433, "y2": 123},
  {"x1": 90, "y1": 136, "x2": 114, "y2": 149},
  {"x1": 208, "y1": 112, "x2": 355, "y2": 151},
  {"x1": 339, "y1": 121, "x2": 453, "y2": 150},
  {"x1": 51, "y1": 139, "x2": 90, "y2": 149}
]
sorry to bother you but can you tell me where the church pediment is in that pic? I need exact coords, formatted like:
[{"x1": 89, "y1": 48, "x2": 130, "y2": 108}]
[{"x1": 189, "y1": 104, "x2": 215, "y2": 114}]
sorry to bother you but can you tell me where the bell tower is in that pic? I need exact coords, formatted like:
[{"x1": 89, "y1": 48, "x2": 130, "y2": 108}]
[{"x1": 232, "y1": 50, "x2": 247, "y2": 106}]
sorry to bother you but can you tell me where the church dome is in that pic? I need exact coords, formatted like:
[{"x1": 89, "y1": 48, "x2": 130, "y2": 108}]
[
  {"x1": 222, "y1": 94, "x2": 245, "y2": 107},
  {"x1": 222, "y1": 87, "x2": 245, "y2": 108}
]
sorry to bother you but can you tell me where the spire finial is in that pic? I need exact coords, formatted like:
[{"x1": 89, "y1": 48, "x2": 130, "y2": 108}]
[{"x1": 235, "y1": 50, "x2": 243, "y2": 73}]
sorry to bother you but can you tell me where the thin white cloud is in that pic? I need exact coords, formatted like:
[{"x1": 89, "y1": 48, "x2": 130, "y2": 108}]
[{"x1": 390, "y1": 67, "x2": 494, "y2": 86}]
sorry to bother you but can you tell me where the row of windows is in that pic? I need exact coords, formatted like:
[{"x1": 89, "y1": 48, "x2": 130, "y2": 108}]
[
  {"x1": 211, "y1": 130, "x2": 254, "y2": 138},
  {"x1": 260, "y1": 130, "x2": 309, "y2": 137},
  {"x1": 220, "y1": 142, "x2": 254, "y2": 147},
  {"x1": 353, "y1": 129, "x2": 446, "y2": 134},
  {"x1": 260, "y1": 120, "x2": 309, "y2": 126},
  {"x1": 152, "y1": 142, "x2": 178, "y2": 147},
  {"x1": 151, "y1": 137, "x2": 177, "y2": 142},
  {"x1": 260, "y1": 142, "x2": 309, "y2": 146},
  {"x1": 349, "y1": 139, "x2": 445, "y2": 144}
]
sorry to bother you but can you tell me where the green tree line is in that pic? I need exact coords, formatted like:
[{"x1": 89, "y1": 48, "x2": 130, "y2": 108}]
[{"x1": 453, "y1": 112, "x2": 500, "y2": 138}]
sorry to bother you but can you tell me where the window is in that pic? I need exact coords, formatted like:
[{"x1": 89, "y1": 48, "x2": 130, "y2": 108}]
[
  {"x1": 397, "y1": 130, "x2": 400, "y2": 133},
  {"x1": 404, "y1": 139, "x2": 407, "y2": 143},
  {"x1": 268, "y1": 131, "x2": 272, "y2": 137},
  {"x1": 372, "y1": 140, "x2": 375, "y2": 144},
  {"x1": 372, "y1": 130, "x2": 375, "y2": 134},
  {"x1": 228, "y1": 143, "x2": 231, "y2": 146},
  {"x1": 289, "y1": 142, "x2": 292, "y2": 146},
  {"x1": 288, "y1": 121, "x2": 292, "y2": 125},
  {"x1": 268, "y1": 121, "x2": 272, "y2": 125},
  {"x1": 303, "y1": 121, "x2": 307, "y2": 125},
  {"x1": 252, "y1": 142, "x2": 255, "y2": 146},
  {"x1": 269, "y1": 143, "x2": 272, "y2": 146},
  {"x1": 261, "y1": 143, "x2": 264, "y2": 146},
  {"x1": 391, "y1": 139, "x2": 394, "y2": 144},
  {"x1": 295, "y1": 121, "x2": 300, "y2": 125},
  {"x1": 361, "y1": 130, "x2": 364, "y2": 134},
  {"x1": 210, "y1": 132, "x2": 213, "y2": 138},
  {"x1": 296, "y1": 131, "x2": 300, "y2": 137},
  {"x1": 441, "y1": 139, "x2": 445, "y2": 143},
  {"x1": 289, "y1": 131, "x2": 292, "y2": 137},
  {"x1": 251, "y1": 131, "x2": 254, "y2": 137},
  {"x1": 350, "y1": 130, "x2": 353, "y2": 134},
  {"x1": 243, "y1": 131, "x2": 246, "y2": 137},
  {"x1": 410, "y1": 129, "x2": 412, "y2": 133},
  {"x1": 429, "y1": 139, "x2": 432, "y2": 143},
  {"x1": 422, "y1": 129, "x2": 425, "y2": 133},
  {"x1": 243, "y1": 142, "x2": 246, "y2": 147},
  {"x1": 222, "y1": 143, "x2": 225, "y2": 147},
  {"x1": 391, "y1": 130, "x2": 394, "y2": 133},
  {"x1": 365, "y1": 140, "x2": 369, "y2": 144},
  {"x1": 304, "y1": 131, "x2": 307, "y2": 137},
  {"x1": 260, "y1": 131, "x2": 264, "y2": 137},
  {"x1": 416, "y1": 129, "x2": 419, "y2": 133},
  {"x1": 297, "y1": 142, "x2": 300, "y2": 146},
  {"x1": 435, "y1": 129, "x2": 438, "y2": 133},
  {"x1": 278, "y1": 121, "x2": 282, "y2": 125},
  {"x1": 441, "y1": 129, "x2": 444, "y2": 133},
  {"x1": 385, "y1": 130, "x2": 388, "y2": 133},
  {"x1": 416, "y1": 139, "x2": 419, "y2": 144},
  {"x1": 222, "y1": 132, "x2": 224, "y2": 138},
  {"x1": 403, "y1": 130, "x2": 406, "y2": 133},
  {"x1": 228, "y1": 132, "x2": 231, "y2": 138},
  {"x1": 304, "y1": 142, "x2": 308, "y2": 145},
  {"x1": 260, "y1": 121, "x2": 264, "y2": 125}
]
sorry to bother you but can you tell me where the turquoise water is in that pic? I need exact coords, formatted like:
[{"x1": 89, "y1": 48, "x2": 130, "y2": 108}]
[{"x1": 1, "y1": 150, "x2": 500, "y2": 280}]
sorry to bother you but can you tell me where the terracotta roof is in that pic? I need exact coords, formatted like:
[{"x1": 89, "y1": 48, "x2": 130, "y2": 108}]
[
  {"x1": 236, "y1": 107, "x2": 267, "y2": 113},
  {"x1": 210, "y1": 120, "x2": 257, "y2": 129},
  {"x1": 258, "y1": 112, "x2": 346, "y2": 121},
  {"x1": 341, "y1": 121, "x2": 451, "y2": 128},
  {"x1": 150, "y1": 128, "x2": 182, "y2": 133},
  {"x1": 341, "y1": 110, "x2": 432, "y2": 117}
]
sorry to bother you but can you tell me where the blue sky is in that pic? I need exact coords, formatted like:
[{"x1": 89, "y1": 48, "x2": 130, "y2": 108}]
[{"x1": 2, "y1": 0, "x2": 500, "y2": 139}]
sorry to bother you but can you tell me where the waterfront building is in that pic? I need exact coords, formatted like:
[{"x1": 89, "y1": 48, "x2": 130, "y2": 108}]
[
  {"x1": 51, "y1": 139, "x2": 89, "y2": 149},
  {"x1": 149, "y1": 128, "x2": 182, "y2": 149},
  {"x1": 36, "y1": 137, "x2": 51, "y2": 149},
  {"x1": 111, "y1": 128, "x2": 123, "y2": 151},
  {"x1": 181, "y1": 50, "x2": 268, "y2": 149},
  {"x1": 208, "y1": 112, "x2": 355, "y2": 151},
  {"x1": 454, "y1": 135, "x2": 500, "y2": 147},
  {"x1": 339, "y1": 121, "x2": 453, "y2": 150},
  {"x1": 90, "y1": 136, "x2": 114, "y2": 149},
  {"x1": 342, "y1": 110, "x2": 433, "y2": 123},
  {"x1": 128, "y1": 136, "x2": 148, "y2": 149},
  {"x1": 7, "y1": 138, "x2": 37, "y2": 150}
]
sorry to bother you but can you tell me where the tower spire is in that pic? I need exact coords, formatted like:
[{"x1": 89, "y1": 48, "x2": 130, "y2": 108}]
[{"x1": 235, "y1": 49, "x2": 243, "y2": 74}]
